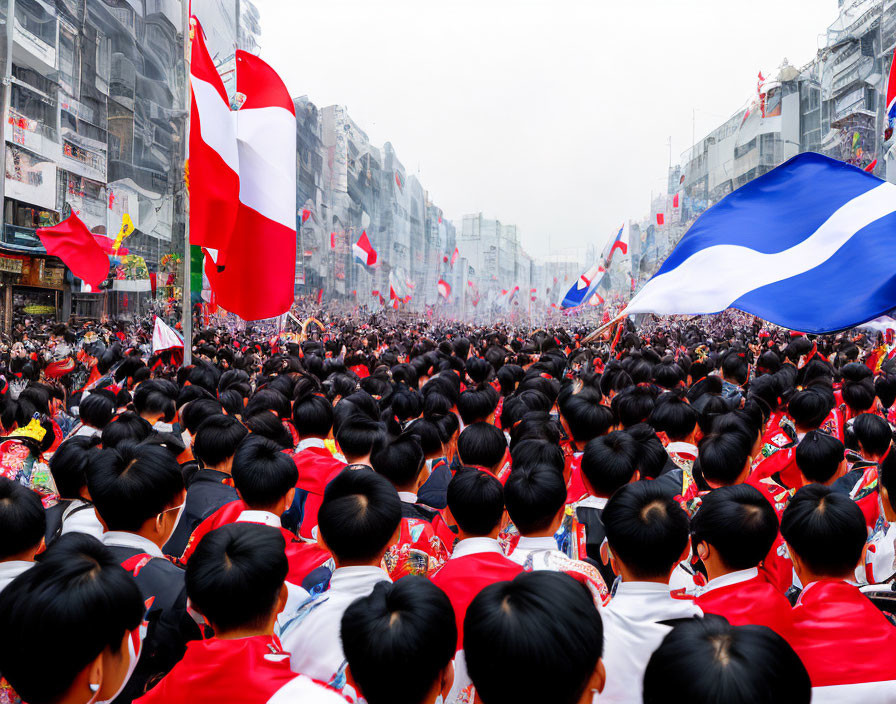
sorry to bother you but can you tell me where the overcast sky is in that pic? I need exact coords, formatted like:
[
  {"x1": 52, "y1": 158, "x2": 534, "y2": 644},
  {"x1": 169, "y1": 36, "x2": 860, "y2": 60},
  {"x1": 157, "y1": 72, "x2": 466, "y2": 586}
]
[{"x1": 251, "y1": 0, "x2": 839, "y2": 261}]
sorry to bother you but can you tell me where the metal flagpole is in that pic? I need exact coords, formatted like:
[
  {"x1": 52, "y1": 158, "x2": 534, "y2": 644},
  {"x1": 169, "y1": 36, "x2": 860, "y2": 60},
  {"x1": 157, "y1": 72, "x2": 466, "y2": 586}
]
[{"x1": 181, "y1": 6, "x2": 192, "y2": 366}]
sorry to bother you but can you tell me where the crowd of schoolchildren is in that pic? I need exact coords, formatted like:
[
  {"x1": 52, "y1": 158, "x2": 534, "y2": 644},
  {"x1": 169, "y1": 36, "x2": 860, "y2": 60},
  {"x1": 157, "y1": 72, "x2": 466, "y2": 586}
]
[{"x1": 2, "y1": 316, "x2": 896, "y2": 704}]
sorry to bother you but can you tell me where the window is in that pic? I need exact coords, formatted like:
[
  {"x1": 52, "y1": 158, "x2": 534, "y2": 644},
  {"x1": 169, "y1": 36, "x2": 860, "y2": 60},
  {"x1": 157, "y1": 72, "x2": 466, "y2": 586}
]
[{"x1": 15, "y1": 0, "x2": 56, "y2": 46}]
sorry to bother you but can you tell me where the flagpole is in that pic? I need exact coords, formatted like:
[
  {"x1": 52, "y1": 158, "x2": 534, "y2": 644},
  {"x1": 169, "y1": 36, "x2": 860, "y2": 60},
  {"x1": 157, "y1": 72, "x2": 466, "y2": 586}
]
[
  {"x1": 583, "y1": 313, "x2": 626, "y2": 344},
  {"x1": 181, "y1": 7, "x2": 192, "y2": 366}
]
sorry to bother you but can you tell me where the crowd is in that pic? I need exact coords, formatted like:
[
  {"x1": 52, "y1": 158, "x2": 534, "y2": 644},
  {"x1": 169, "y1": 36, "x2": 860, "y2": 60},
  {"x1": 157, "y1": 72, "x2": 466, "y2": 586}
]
[{"x1": 1, "y1": 309, "x2": 896, "y2": 703}]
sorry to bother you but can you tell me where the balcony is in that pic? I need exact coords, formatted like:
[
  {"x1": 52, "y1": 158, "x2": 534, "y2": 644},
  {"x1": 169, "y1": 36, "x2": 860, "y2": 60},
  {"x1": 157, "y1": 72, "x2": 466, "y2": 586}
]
[{"x1": 1, "y1": 224, "x2": 46, "y2": 253}]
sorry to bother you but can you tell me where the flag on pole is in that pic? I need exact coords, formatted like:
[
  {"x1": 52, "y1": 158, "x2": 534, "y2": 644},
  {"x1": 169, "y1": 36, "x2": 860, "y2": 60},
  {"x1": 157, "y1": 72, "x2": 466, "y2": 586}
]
[
  {"x1": 606, "y1": 222, "x2": 630, "y2": 261},
  {"x1": 352, "y1": 231, "x2": 377, "y2": 267},
  {"x1": 37, "y1": 214, "x2": 109, "y2": 288},
  {"x1": 437, "y1": 279, "x2": 451, "y2": 299},
  {"x1": 152, "y1": 317, "x2": 184, "y2": 353},
  {"x1": 588, "y1": 291, "x2": 605, "y2": 307},
  {"x1": 623, "y1": 153, "x2": 896, "y2": 333},
  {"x1": 451, "y1": 246, "x2": 459, "y2": 267},
  {"x1": 885, "y1": 44, "x2": 896, "y2": 141},
  {"x1": 673, "y1": 193, "x2": 680, "y2": 208},
  {"x1": 656, "y1": 213, "x2": 665, "y2": 226},
  {"x1": 561, "y1": 264, "x2": 602, "y2": 308}
]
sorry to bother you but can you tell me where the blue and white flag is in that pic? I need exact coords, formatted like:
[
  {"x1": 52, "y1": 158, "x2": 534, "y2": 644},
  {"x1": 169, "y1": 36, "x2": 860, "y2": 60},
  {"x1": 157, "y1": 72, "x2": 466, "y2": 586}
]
[
  {"x1": 561, "y1": 264, "x2": 604, "y2": 308},
  {"x1": 623, "y1": 153, "x2": 896, "y2": 333}
]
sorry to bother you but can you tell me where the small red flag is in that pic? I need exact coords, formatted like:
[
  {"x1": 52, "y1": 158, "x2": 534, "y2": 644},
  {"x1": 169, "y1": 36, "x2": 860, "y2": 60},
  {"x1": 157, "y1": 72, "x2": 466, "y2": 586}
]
[
  {"x1": 656, "y1": 213, "x2": 665, "y2": 226},
  {"x1": 672, "y1": 193, "x2": 679, "y2": 208},
  {"x1": 37, "y1": 213, "x2": 109, "y2": 288},
  {"x1": 316, "y1": 288, "x2": 324, "y2": 304},
  {"x1": 301, "y1": 208, "x2": 312, "y2": 223},
  {"x1": 330, "y1": 232, "x2": 336, "y2": 249}
]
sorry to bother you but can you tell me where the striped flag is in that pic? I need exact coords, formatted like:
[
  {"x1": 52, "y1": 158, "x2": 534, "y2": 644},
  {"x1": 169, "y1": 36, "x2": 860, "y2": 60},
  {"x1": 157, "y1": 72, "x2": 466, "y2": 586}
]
[{"x1": 886, "y1": 44, "x2": 896, "y2": 141}]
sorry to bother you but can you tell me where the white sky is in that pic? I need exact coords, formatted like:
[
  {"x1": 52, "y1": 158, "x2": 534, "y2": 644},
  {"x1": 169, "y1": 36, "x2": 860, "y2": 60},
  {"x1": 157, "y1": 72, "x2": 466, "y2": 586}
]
[{"x1": 251, "y1": 0, "x2": 839, "y2": 261}]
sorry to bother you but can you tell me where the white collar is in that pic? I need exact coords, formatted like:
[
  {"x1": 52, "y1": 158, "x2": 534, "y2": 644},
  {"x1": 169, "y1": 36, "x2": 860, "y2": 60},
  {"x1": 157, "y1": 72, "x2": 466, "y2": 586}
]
[
  {"x1": 237, "y1": 510, "x2": 281, "y2": 528},
  {"x1": 576, "y1": 495, "x2": 609, "y2": 510},
  {"x1": 296, "y1": 438, "x2": 327, "y2": 452},
  {"x1": 700, "y1": 567, "x2": 759, "y2": 594},
  {"x1": 614, "y1": 581, "x2": 676, "y2": 597},
  {"x1": 102, "y1": 531, "x2": 165, "y2": 558},
  {"x1": 666, "y1": 441, "x2": 698, "y2": 455},
  {"x1": 451, "y1": 537, "x2": 505, "y2": 559},
  {"x1": 61, "y1": 498, "x2": 90, "y2": 520},
  {"x1": 515, "y1": 536, "x2": 558, "y2": 551},
  {"x1": 328, "y1": 565, "x2": 391, "y2": 595},
  {"x1": 397, "y1": 491, "x2": 418, "y2": 503},
  {"x1": 0, "y1": 560, "x2": 33, "y2": 577}
]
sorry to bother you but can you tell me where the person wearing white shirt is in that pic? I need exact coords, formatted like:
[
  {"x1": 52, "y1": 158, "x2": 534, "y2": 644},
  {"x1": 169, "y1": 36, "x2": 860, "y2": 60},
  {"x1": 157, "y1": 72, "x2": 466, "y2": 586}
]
[
  {"x1": 598, "y1": 481, "x2": 702, "y2": 704},
  {"x1": 46, "y1": 435, "x2": 105, "y2": 543},
  {"x1": 277, "y1": 468, "x2": 401, "y2": 689},
  {"x1": 0, "y1": 477, "x2": 45, "y2": 594}
]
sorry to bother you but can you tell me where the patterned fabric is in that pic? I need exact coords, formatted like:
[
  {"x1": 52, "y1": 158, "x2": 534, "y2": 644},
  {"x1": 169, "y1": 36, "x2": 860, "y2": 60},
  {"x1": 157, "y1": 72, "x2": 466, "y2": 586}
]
[{"x1": 382, "y1": 517, "x2": 449, "y2": 579}]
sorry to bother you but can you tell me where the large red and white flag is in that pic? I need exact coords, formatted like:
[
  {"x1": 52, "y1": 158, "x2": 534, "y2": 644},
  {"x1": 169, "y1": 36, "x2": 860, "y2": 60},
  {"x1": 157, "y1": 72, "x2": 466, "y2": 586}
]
[
  {"x1": 191, "y1": 18, "x2": 296, "y2": 321},
  {"x1": 152, "y1": 317, "x2": 185, "y2": 353},
  {"x1": 437, "y1": 279, "x2": 451, "y2": 299}
]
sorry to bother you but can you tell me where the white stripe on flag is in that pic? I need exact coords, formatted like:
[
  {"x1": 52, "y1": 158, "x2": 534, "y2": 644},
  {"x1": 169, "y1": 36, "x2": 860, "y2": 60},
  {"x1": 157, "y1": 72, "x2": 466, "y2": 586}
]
[
  {"x1": 625, "y1": 182, "x2": 896, "y2": 315},
  {"x1": 235, "y1": 106, "x2": 297, "y2": 231},
  {"x1": 190, "y1": 75, "x2": 240, "y2": 174}
]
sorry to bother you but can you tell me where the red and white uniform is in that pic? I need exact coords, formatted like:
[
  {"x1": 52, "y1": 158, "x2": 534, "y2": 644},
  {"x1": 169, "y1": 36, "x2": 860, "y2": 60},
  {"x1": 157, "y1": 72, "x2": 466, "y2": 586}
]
[
  {"x1": 666, "y1": 441, "x2": 698, "y2": 473},
  {"x1": 292, "y1": 438, "x2": 345, "y2": 540},
  {"x1": 695, "y1": 567, "x2": 793, "y2": 641},
  {"x1": 508, "y1": 535, "x2": 609, "y2": 605}
]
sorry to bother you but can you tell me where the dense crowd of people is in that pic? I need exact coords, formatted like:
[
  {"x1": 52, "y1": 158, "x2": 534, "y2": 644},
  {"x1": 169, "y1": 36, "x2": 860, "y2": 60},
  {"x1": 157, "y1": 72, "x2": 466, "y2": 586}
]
[{"x1": 1, "y1": 309, "x2": 896, "y2": 703}]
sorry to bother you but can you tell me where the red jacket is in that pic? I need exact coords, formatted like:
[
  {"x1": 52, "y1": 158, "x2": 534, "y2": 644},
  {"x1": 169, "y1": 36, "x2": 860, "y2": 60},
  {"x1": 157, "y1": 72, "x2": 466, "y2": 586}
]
[
  {"x1": 292, "y1": 446, "x2": 345, "y2": 540},
  {"x1": 696, "y1": 570, "x2": 793, "y2": 641}
]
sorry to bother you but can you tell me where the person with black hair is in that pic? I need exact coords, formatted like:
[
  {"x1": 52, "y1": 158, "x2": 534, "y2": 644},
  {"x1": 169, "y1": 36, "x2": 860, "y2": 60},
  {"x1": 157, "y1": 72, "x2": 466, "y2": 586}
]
[
  {"x1": 334, "y1": 413, "x2": 385, "y2": 468},
  {"x1": 0, "y1": 476, "x2": 44, "y2": 593},
  {"x1": 89, "y1": 442, "x2": 201, "y2": 701},
  {"x1": 782, "y1": 484, "x2": 896, "y2": 701},
  {"x1": 45, "y1": 434, "x2": 104, "y2": 542},
  {"x1": 558, "y1": 391, "x2": 614, "y2": 504},
  {"x1": 164, "y1": 414, "x2": 249, "y2": 557},
  {"x1": 101, "y1": 410, "x2": 153, "y2": 449},
  {"x1": 430, "y1": 469, "x2": 522, "y2": 651},
  {"x1": 463, "y1": 571, "x2": 605, "y2": 704},
  {"x1": 0, "y1": 533, "x2": 145, "y2": 704},
  {"x1": 72, "y1": 391, "x2": 116, "y2": 438},
  {"x1": 456, "y1": 422, "x2": 509, "y2": 481},
  {"x1": 643, "y1": 617, "x2": 811, "y2": 704},
  {"x1": 137, "y1": 523, "x2": 345, "y2": 704},
  {"x1": 691, "y1": 485, "x2": 793, "y2": 639},
  {"x1": 340, "y1": 578, "x2": 457, "y2": 704},
  {"x1": 650, "y1": 394, "x2": 699, "y2": 472},
  {"x1": 278, "y1": 468, "x2": 401, "y2": 688},
  {"x1": 598, "y1": 481, "x2": 701, "y2": 704},
  {"x1": 832, "y1": 412, "x2": 895, "y2": 529},
  {"x1": 793, "y1": 430, "x2": 848, "y2": 486},
  {"x1": 610, "y1": 385, "x2": 656, "y2": 428},
  {"x1": 371, "y1": 434, "x2": 449, "y2": 579},
  {"x1": 133, "y1": 379, "x2": 178, "y2": 432}
]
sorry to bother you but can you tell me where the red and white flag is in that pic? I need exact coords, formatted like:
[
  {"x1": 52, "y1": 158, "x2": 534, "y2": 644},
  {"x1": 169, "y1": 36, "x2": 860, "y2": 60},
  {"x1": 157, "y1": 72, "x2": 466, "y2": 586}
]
[
  {"x1": 152, "y1": 317, "x2": 184, "y2": 353},
  {"x1": 437, "y1": 279, "x2": 451, "y2": 299},
  {"x1": 352, "y1": 231, "x2": 377, "y2": 266},
  {"x1": 450, "y1": 246, "x2": 459, "y2": 267},
  {"x1": 192, "y1": 18, "x2": 296, "y2": 321}
]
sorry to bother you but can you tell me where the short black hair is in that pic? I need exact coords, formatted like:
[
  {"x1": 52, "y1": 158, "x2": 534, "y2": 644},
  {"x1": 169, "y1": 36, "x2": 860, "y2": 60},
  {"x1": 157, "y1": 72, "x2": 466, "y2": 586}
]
[
  {"x1": 602, "y1": 481, "x2": 689, "y2": 579},
  {"x1": 100, "y1": 411, "x2": 152, "y2": 449},
  {"x1": 504, "y1": 464, "x2": 566, "y2": 535},
  {"x1": 695, "y1": 431, "x2": 753, "y2": 486},
  {"x1": 795, "y1": 430, "x2": 844, "y2": 483},
  {"x1": 371, "y1": 434, "x2": 425, "y2": 489},
  {"x1": 781, "y1": 484, "x2": 866, "y2": 577},
  {"x1": 49, "y1": 434, "x2": 100, "y2": 499},
  {"x1": 456, "y1": 385, "x2": 499, "y2": 425},
  {"x1": 0, "y1": 476, "x2": 45, "y2": 558},
  {"x1": 243, "y1": 411, "x2": 293, "y2": 449},
  {"x1": 625, "y1": 423, "x2": 669, "y2": 480},
  {"x1": 691, "y1": 484, "x2": 778, "y2": 570},
  {"x1": 852, "y1": 412, "x2": 893, "y2": 457},
  {"x1": 509, "y1": 439, "x2": 564, "y2": 474},
  {"x1": 187, "y1": 523, "x2": 287, "y2": 633},
  {"x1": 335, "y1": 414, "x2": 386, "y2": 459},
  {"x1": 643, "y1": 616, "x2": 811, "y2": 704},
  {"x1": 649, "y1": 394, "x2": 698, "y2": 441},
  {"x1": 231, "y1": 435, "x2": 298, "y2": 509},
  {"x1": 292, "y1": 392, "x2": 334, "y2": 438},
  {"x1": 341, "y1": 578, "x2": 456, "y2": 704},
  {"x1": 88, "y1": 443, "x2": 184, "y2": 531},
  {"x1": 317, "y1": 468, "x2": 401, "y2": 563},
  {"x1": 0, "y1": 533, "x2": 144, "y2": 704},
  {"x1": 78, "y1": 392, "x2": 115, "y2": 429},
  {"x1": 559, "y1": 394, "x2": 614, "y2": 444},
  {"x1": 611, "y1": 385, "x2": 656, "y2": 428},
  {"x1": 457, "y1": 422, "x2": 507, "y2": 470},
  {"x1": 446, "y1": 469, "x2": 504, "y2": 536},
  {"x1": 581, "y1": 431, "x2": 639, "y2": 496},
  {"x1": 193, "y1": 414, "x2": 249, "y2": 468},
  {"x1": 133, "y1": 379, "x2": 176, "y2": 422},
  {"x1": 465, "y1": 571, "x2": 603, "y2": 704},
  {"x1": 787, "y1": 387, "x2": 833, "y2": 430},
  {"x1": 180, "y1": 398, "x2": 224, "y2": 435}
]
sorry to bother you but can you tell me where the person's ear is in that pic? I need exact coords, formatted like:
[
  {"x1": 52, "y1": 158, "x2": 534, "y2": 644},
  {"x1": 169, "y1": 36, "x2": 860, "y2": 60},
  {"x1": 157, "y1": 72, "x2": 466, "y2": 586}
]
[
  {"x1": 440, "y1": 661, "x2": 455, "y2": 700},
  {"x1": 87, "y1": 652, "x2": 104, "y2": 697},
  {"x1": 580, "y1": 658, "x2": 606, "y2": 701},
  {"x1": 282, "y1": 488, "x2": 296, "y2": 514},
  {"x1": 276, "y1": 583, "x2": 288, "y2": 616},
  {"x1": 696, "y1": 540, "x2": 710, "y2": 563}
]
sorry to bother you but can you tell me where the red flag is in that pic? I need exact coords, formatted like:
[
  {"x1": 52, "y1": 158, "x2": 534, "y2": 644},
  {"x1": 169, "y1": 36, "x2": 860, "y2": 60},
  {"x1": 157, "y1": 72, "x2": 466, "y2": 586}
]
[
  {"x1": 672, "y1": 193, "x2": 680, "y2": 208},
  {"x1": 656, "y1": 213, "x2": 665, "y2": 226},
  {"x1": 437, "y1": 279, "x2": 451, "y2": 299},
  {"x1": 316, "y1": 288, "x2": 323, "y2": 304},
  {"x1": 330, "y1": 232, "x2": 336, "y2": 249},
  {"x1": 371, "y1": 290, "x2": 380, "y2": 297},
  {"x1": 451, "y1": 246, "x2": 459, "y2": 267},
  {"x1": 301, "y1": 208, "x2": 312, "y2": 223},
  {"x1": 37, "y1": 214, "x2": 109, "y2": 288},
  {"x1": 865, "y1": 159, "x2": 878, "y2": 173}
]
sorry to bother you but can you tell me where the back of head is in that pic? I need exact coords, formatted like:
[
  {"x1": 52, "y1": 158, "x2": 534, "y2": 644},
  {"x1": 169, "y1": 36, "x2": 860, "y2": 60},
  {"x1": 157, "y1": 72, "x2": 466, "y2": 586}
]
[
  {"x1": 625, "y1": 423, "x2": 669, "y2": 480},
  {"x1": 457, "y1": 422, "x2": 507, "y2": 470},
  {"x1": 581, "y1": 431, "x2": 639, "y2": 497},
  {"x1": 447, "y1": 468, "x2": 504, "y2": 536},
  {"x1": 510, "y1": 439, "x2": 564, "y2": 474},
  {"x1": 787, "y1": 386, "x2": 834, "y2": 430},
  {"x1": 78, "y1": 392, "x2": 115, "y2": 429},
  {"x1": 456, "y1": 385, "x2": 499, "y2": 425},
  {"x1": 464, "y1": 571, "x2": 603, "y2": 704},
  {"x1": 100, "y1": 411, "x2": 153, "y2": 449},
  {"x1": 193, "y1": 413, "x2": 249, "y2": 468},
  {"x1": 559, "y1": 393, "x2": 614, "y2": 444},
  {"x1": 88, "y1": 442, "x2": 184, "y2": 531},
  {"x1": 318, "y1": 468, "x2": 401, "y2": 563},
  {"x1": 180, "y1": 398, "x2": 224, "y2": 436},
  {"x1": 649, "y1": 394, "x2": 698, "y2": 442},
  {"x1": 643, "y1": 617, "x2": 810, "y2": 704},
  {"x1": 781, "y1": 484, "x2": 866, "y2": 578},
  {"x1": 341, "y1": 578, "x2": 457, "y2": 704},
  {"x1": 49, "y1": 434, "x2": 100, "y2": 499},
  {"x1": 0, "y1": 476, "x2": 45, "y2": 559},
  {"x1": 504, "y1": 463, "x2": 566, "y2": 535},
  {"x1": 611, "y1": 385, "x2": 656, "y2": 428},
  {"x1": 133, "y1": 379, "x2": 176, "y2": 422},
  {"x1": 602, "y1": 481, "x2": 689, "y2": 580},
  {"x1": 840, "y1": 362, "x2": 875, "y2": 413},
  {"x1": 231, "y1": 435, "x2": 298, "y2": 509},
  {"x1": 691, "y1": 484, "x2": 778, "y2": 570},
  {"x1": 243, "y1": 410, "x2": 293, "y2": 449},
  {"x1": 292, "y1": 390, "x2": 334, "y2": 438},
  {"x1": 371, "y1": 434, "x2": 425, "y2": 490},
  {"x1": 795, "y1": 430, "x2": 844, "y2": 484},
  {"x1": 187, "y1": 523, "x2": 287, "y2": 634},
  {"x1": 696, "y1": 431, "x2": 753, "y2": 486},
  {"x1": 335, "y1": 414, "x2": 386, "y2": 460},
  {"x1": 0, "y1": 533, "x2": 144, "y2": 704},
  {"x1": 851, "y1": 412, "x2": 893, "y2": 458}
]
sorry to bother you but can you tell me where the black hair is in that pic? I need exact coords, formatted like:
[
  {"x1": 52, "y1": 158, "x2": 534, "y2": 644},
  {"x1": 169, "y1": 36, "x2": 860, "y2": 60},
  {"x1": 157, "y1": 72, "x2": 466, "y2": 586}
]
[
  {"x1": 795, "y1": 430, "x2": 844, "y2": 484},
  {"x1": 695, "y1": 431, "x2": 753, "y2": 486},
  {"x1": 186, "y1": 523, "x2": 288, "y2": 633},
  {"x1": 653, "y1": 359, "x2": 685, "y2": 390},
  {"x1": 509, "y1": 439, "x2": 564, "y2": 474},
  {"x1": 875, "y1": 370, "x2": 896, "y2": 409},
  {"x1": 691, "y1": 484, "x2": 778, "y2": 570},
  {"x1": 49, "y1": 434, "x2": 101, "y2": 499},
  {"x1": 649, "y1": 394, "x2": 698, "y2": 441},
  {"x1": 465, "y1": 571, "x2": 603, "y2": 704},
  {"x1": 292, "y1": 391, "x2": 334, "y2": 438},
  {"x1": 447, "y1": 469, "x2": 505, "y2": 536},
  {"x1": 401, "y1": 417, "x2": 443, "y2": 456},
  {"x1": 602, "y1": 481, "x2": 689, "y2": 579},
  {"x1": 180, "y1": 398, "x2": 224, "y2": 435},
  {"x1": 243, "y1": 411, "x2": 293, "y2": 449},
  {"x1": 625, "y1": 423, "x2": 669, "y2": 480},
  {"x1": 581, "y1": 430, "x2": 639, "y2": 497},
  {"x1": 643, "y1": 617, "x2": 811, "y2": 704},
  {"x1": 456, "y1": 385, "x2": 499, "y2": 425},
  {"x1": 317, "y1": 468, "x2": 401, "y2": 563},
  {"x1": 371, "y1": 434, "x2": 425, "y2": 490},
  {"x1": 176, "y1": 384, "x2": 215, "y2": 410},
  {"x1": 504, "y1": 464, "x2": 566, "y2": 535},
  {"x1": 0, "y1": 533, "x2": 144, "y2": 704},
  {"x1": 457, "y1": 422, "x2": 507, "y2": 471},
  {"x1": 219, "y1": 388, "x2": 248, "y2": 417},
  {"x1": 852, "y1": 412, "x2": 893, "y2": 458},
  {"x1": 193, "y1": 414, "x2": 249, "y2": 468},
  {"x1": 100, "y1": 411, "x2": 153, "y2": 449},
  {"x1": 78, "y1": 392, "x2": 115, "y2": 429},
  {"x1": 133, "y1": 379, "x2": 176, "y2": 423},
  {"x1": 840, "y1": 362, "x2": 876, "y2": 413},
  {"x1": 559, "y1": 393, "x2": 614, "y2": 444},
  {"x1": 0, "y1": 476, "x2": 45, "y2": 558},
  {"x1": 231, "y1": 435, "x2": 298, "y2": 509},
  {"x1": 335, "y1": 414, "x2": 386, "y2": 459},
  {"x1": 787, "y1": 386, "x2": 833, "y2": 430},
  {"x1": 88, "y1": 443, "x2": 184, "y2": 531},
  {"x1": 341, "y1": 577, "x2": 457, "y2": 704},
  {"x1": 245, "y1": 388, "x2": 291, "y2": 421},
  {"x1": 611, "y1": 385, "x2": 656, "y2": 428},
  {"x1": 721, "y1": 350, "x2": 749, "y2": 385},
  {"x1": 390, "y1": 387, "x2": 425, "y2": 424},
  {"x1": 781, "y1": 484, "x2": 866, "y2": 577}
]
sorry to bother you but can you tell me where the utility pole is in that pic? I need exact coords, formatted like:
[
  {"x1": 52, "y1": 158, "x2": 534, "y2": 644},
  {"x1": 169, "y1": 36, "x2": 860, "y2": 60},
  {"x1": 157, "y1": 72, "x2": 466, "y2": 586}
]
[{"x1": 181, "y1": 7, "x2": 192, "y2": 365}]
